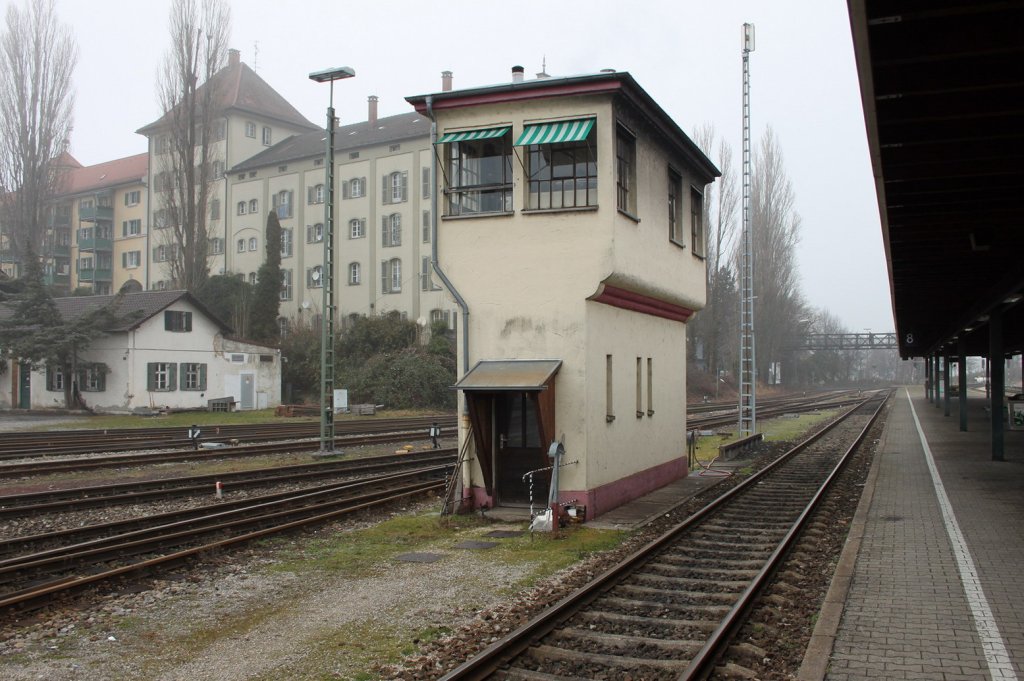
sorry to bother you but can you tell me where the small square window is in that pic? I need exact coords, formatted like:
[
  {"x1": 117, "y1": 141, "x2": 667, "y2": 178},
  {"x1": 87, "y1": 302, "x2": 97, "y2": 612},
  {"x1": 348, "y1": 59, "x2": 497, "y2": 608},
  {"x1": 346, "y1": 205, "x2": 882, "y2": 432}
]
[{"x1": 164, "y1": 310, "x2": 193, "y2": 332}]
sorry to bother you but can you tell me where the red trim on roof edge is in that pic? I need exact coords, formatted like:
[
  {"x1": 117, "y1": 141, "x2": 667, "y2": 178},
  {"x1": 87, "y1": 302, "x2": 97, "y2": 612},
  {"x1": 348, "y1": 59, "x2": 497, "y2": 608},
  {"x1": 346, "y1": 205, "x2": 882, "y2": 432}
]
[
  {"x1": 591, "y1": 284, "x2": 694, "y2": 323},
  {"x1": 411, "y1": 81, "x2": 623, "y2": 114}
]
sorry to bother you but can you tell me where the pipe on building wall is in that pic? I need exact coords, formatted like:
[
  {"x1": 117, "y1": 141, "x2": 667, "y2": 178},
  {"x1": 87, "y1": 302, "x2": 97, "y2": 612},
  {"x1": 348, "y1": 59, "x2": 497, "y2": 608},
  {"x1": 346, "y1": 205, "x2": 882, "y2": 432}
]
[{"x1": 424, "y1": 95, "x2": 469, "y2": 375}]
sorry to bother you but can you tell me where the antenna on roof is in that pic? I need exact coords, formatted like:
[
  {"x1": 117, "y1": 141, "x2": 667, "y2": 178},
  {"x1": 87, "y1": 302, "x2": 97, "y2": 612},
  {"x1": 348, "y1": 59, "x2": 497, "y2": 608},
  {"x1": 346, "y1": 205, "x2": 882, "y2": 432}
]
[
  {"x1": 536, "y1": 55, "x2": 550, "y2": 79},
  {"x1": 253, "y1": 41, "x2": 260, "y2": 72}
]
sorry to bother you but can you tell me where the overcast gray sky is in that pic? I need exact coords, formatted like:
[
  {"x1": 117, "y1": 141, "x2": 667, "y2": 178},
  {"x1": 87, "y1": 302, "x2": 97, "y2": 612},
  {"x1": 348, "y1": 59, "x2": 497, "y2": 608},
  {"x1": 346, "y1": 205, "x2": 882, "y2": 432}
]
[{"x1": 25, "y1": 0, "x2": 892, "y2": 332}]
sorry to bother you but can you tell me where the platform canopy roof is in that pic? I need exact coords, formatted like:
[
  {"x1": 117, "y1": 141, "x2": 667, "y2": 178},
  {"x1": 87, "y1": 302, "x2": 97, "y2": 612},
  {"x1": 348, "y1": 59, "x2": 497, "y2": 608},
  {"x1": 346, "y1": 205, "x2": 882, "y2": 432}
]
[{"x1": 848, "y1": 0, "x2": 1024, "y2": 359}]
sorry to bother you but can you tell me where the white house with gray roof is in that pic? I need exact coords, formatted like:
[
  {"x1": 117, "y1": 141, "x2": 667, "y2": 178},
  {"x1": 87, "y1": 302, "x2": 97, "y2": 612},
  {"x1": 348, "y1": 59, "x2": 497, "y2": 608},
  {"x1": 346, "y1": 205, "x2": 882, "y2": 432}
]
[{"x1": 0, "y1": 290, "x2": 280, "y2": 412}]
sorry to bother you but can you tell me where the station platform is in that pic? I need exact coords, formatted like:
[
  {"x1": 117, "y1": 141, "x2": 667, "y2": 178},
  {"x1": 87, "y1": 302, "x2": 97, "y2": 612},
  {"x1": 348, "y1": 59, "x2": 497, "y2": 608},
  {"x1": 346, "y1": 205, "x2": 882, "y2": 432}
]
[{"x1": 802, "y1": 387, "x2": 1024, "y2": 681}]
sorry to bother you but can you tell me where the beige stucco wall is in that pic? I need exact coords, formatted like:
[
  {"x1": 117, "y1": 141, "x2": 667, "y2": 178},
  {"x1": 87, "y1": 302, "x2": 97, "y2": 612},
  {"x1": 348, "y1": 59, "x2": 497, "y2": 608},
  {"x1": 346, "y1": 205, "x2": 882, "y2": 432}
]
[
  {"x1": 581, "y1": 300, "x2": 687, "y2": 491},
  {"x1": 433, "y1": 87, "x2": 708, "y2": 506}
]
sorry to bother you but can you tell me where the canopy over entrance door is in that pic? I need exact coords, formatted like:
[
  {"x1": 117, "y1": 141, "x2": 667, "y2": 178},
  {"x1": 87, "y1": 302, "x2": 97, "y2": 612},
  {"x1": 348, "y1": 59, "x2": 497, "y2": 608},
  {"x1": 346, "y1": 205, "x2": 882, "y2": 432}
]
[{"x1": 455, "y1": 360, "x2": 561, "y2": 507}]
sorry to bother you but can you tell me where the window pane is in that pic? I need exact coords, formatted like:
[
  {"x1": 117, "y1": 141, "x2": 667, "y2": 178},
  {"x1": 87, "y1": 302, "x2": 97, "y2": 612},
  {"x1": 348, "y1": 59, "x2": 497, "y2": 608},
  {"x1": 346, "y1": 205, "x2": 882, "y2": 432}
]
[{"x1": 445, "y1": 134, "x2": 513, "y2": 216}]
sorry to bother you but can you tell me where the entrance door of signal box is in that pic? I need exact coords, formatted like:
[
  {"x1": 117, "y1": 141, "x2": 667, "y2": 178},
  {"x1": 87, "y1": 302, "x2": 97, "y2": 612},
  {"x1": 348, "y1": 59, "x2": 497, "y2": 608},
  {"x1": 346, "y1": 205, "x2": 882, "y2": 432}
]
[{"x1": 493, "y1": 392, "x2": 550, "y2": 506}]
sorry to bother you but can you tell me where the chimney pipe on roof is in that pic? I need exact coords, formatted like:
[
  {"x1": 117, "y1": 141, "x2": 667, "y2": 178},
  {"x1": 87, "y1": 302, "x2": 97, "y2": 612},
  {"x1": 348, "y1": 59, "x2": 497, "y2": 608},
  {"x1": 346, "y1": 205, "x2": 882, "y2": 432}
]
[
  {"x1": 228, "y1": 48, "x2": 240, "y2": 67},
  {"x1": 368, "y1": 95, "x2": 378, "y2": 125},
  {"x1": 441, "y1": 70, "x2": 453, "y2": 92},
  {"x1": 512, "y1": 65, "x2": 525, "y2": 83}
]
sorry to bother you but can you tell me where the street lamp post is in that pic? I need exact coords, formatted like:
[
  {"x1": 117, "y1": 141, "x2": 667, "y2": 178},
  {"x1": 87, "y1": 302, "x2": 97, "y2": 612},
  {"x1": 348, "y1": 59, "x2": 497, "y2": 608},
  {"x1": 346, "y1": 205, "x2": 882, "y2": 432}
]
[{"x1": 309, "y1": 66, "x2": 355, "y2": 454}]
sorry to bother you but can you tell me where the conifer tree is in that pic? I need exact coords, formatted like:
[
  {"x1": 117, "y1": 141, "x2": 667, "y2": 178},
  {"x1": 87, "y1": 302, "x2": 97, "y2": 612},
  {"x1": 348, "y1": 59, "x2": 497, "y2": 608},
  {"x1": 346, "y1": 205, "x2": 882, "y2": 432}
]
[{"x1": 249, "y1": 209, "x2": 282, "y2": 343}]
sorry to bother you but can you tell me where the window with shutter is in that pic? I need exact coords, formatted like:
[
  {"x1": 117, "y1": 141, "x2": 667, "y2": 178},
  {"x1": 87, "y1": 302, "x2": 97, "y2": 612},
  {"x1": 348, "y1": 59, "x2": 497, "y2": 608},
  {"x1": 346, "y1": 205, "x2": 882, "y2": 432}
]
[
  {"x1": 280, "y1": 228, "x2": 292, "y2": 257},
  {"x1": 422, "y1": 167, "x2": 430, "y2": 197},
  {"x1": 280, "y1": 269, "x2": 293, "y2": 300},
  {"x1": 180, "y1": 363, "x2": 207, "y2": 390},
  {"x1": 390, "y1": 214, "x2": 401, "y2": 246},
  {"x1": 390, "y1": 258, "x2": 402, "y2": 292},
  {"x1": 148, "y1": 362, "x2": 177, "y2": 391},
  {"x1": 390, "y1": 172, "x2": 403, "y2": 203},
  {"x1": 350, "y1": 218, "x2": 364, "y2": 239},
  {"x1": 47, "y1": 366, "x2": 64, "y2": 391},
  {"x1": 422, "y1": 211, "x2": 430, "y2": 242},
  {"x1": 421, "y1": 256, "x2": 430, "y2": 291}
]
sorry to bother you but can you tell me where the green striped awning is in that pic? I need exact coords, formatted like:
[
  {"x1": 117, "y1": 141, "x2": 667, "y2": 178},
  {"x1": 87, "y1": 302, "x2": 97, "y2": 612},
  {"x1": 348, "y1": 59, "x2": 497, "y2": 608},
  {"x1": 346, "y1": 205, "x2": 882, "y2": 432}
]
[
  {"x1": 436, "y1": 127, "x2": 509, "y2": 144},
  {"x1": 514, "y1": 118, "x2": 595, "y2": 146}
]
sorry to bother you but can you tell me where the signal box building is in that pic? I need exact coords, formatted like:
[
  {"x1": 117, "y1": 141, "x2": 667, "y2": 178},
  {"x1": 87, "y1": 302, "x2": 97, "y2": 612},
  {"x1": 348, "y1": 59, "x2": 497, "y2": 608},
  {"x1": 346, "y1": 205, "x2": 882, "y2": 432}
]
[{"x1": 407, "y1": 69, "x2": 719, "y2": 519}]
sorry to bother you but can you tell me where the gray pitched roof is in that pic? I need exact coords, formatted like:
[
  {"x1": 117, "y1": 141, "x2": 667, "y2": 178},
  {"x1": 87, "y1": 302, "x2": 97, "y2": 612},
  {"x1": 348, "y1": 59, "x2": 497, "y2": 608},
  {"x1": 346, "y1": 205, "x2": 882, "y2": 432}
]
[
  {"x1": 232, "y1": 111, "x2": 428, "y2": 171},
  {"x1": 54, "y1": 290, "x2": 231, "y2": 333},
  {"x1": 137, "y1": 62, "x2": 318, "y2": 135}
]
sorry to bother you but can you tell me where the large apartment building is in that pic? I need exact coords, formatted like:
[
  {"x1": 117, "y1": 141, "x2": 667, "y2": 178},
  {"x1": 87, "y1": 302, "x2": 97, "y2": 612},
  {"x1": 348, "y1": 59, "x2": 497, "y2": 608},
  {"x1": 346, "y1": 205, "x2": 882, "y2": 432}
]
[
  {"x1": 136, "y1": 48, "x2": 320, "y2": 292},
  {"x1": 5, "y1": 54, "x2": 464, "y2": 334},
  {"x1": 131, "y1": 50, "x2": 455, "y2": 332},
  {"x1": 226, "y1": 100, "x2": 453, "y2": 331}
]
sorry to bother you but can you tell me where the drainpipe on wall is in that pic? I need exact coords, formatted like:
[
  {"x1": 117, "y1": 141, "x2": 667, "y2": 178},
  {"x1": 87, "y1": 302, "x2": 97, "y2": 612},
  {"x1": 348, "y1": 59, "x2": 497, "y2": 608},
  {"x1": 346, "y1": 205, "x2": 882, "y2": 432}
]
[{"x1": 424, "y1": 95, "x2": 469, "y2": 375}]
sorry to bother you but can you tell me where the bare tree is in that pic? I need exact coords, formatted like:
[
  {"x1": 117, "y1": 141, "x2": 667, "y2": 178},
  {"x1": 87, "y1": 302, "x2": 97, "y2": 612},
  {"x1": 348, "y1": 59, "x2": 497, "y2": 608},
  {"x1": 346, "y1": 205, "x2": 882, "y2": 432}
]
[
  {"x1": 0, "y1": 0, "x2": 76, "y2": 269},
  {"x1": 692, "y1": 124, "x2": 739, "y2": 385},
  {"x1": 154, "y1": 0, "x2": 230, "y2": 292},
  {"x1": 797, "y1": 308, "x2": 857, "y2": 385},
  {"x1": 744, "y1": 126, "x2": 803, "y2": 385}
]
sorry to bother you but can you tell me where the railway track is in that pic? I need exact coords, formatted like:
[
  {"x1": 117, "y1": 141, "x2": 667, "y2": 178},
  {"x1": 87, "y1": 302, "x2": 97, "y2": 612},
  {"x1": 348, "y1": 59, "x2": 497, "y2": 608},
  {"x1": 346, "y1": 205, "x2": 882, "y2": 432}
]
[
  {"x1": 0, "y1": 393, "x2": 849, "y2": 477},
  {"x1": 0, "y1": 428, "x2": 456, "y2": 477},
  {"x1": 0, "y1": 414, "x2": 456, "y2": 460},
  {"x1": 0, "y1": 449, "x2": 456, "y2": 518},
  {"x1": 437, "y1": 390, "x2": 890, "y2": 680},
  {"x1": 0, "y1": 463, "x2": 452, "y2": 616}
]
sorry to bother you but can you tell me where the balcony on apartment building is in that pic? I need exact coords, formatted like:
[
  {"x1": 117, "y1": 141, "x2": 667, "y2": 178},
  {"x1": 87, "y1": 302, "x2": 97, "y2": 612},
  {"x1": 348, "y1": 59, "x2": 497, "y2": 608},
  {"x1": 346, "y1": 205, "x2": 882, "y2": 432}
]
[
  {"x1": 44, "y1": 262, "x2": 71, "y2": 287},
  {"x1": 77, "y1": 235, "x2": 113, "y2": 251},
  {"x1": 48, "y1": 211, "x2": 71, "y2": 228},
  {"x1": 78, "y1": 204, "x2": 113, "y2": 222},
  {"x1": 76, "y1": 266, "x2": 113, "y2": 283}
]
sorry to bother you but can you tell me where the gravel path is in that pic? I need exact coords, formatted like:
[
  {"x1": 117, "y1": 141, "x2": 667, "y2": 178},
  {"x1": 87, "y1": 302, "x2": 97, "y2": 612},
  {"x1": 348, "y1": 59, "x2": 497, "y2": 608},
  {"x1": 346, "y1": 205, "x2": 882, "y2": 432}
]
[{"x1": 0, "y1": 499, "x2": 545, "y2": 681}]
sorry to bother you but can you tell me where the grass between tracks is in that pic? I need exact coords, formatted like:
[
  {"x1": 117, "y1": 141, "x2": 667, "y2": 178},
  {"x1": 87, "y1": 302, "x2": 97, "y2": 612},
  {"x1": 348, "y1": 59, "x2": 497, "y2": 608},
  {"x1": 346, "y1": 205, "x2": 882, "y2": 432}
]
[
  {"x1": 690, "y1": 408, "x2": 841, "y2": 467},
  {"x1": 267, "y1": 510, "x2": 624, "y2": 584}
]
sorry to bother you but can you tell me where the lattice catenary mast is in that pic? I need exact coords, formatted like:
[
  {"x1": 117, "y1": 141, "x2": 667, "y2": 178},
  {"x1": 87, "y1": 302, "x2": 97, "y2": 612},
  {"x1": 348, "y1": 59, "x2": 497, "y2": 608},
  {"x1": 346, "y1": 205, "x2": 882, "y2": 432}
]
[{"x1": 739, "y1": 23, "x2": 756, "y2": 436}]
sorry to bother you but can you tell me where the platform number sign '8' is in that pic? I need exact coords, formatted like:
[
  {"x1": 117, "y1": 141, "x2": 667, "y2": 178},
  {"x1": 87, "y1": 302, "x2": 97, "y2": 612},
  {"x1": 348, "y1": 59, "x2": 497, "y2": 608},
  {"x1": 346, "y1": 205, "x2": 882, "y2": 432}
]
[{"x1": 905, "y1": 333, "x2": 915, "y2": 346}]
